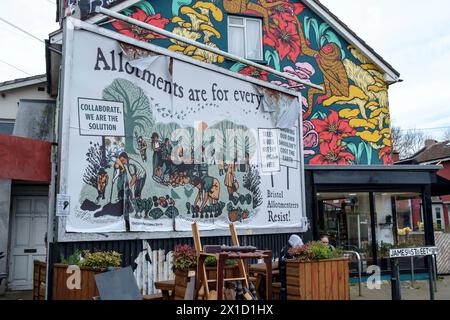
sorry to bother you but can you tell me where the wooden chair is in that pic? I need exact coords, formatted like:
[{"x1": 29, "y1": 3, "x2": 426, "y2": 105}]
[{"x1": 229, "y1": 223, "x2": 250, "y2": 288}]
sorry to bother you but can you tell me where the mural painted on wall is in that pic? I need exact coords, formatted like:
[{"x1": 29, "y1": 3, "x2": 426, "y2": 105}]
[{"x1": 104, "y1": 0, "x2": 392, "y2": 165}]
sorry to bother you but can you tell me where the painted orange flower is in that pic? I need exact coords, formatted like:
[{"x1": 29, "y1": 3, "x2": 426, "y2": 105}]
[
  {"x1": 264, "y1": 18, "x2": 301, "y2": 62},
  {"x1": 239, "y1": 66, "x2": 269, "y2": 81},
  {"x1": 111, "y1": 9, "x2": 169, "y2": 41},
  {"x1": 378, "y1": 146, "x2": 392, "y2": 165},
  {"x1": 310, "y1": 138, "x2": 355, "y2": 165},
  {"x1": 311, "y1": 110, "x2": 356, "y2": 143}
]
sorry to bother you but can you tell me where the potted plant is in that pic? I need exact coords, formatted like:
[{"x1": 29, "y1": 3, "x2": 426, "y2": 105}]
[
  {"x1": 53, "y1": 250, "x2": 121, "y2": 300},
  {"x1": 204, "y1": 256, "x2": 239, "y2": 281},
  {"x1": 172, "y1": 244, "x2": 197, "y2": 300},
  {"x1": 286, "y1": 241, "x2": 349, "y2": 300}
]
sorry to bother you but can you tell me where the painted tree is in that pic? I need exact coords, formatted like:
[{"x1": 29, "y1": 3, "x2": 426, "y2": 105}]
[
  {"x1": 83, "y1": 142, "x2": 113, "y2": 188},
  {"x1": 103, "y1": 78, "x2": 154, "y2": 153},
  {"x1": 243, "y1": 165, "x2": 262, "y2": 209}
]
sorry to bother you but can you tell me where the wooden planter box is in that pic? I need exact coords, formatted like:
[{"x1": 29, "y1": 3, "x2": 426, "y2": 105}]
[
  {"x1": 52, "y1": 264, "x2": 106, "y2": 300},
  {"x1": 286, "y1": 258, "x2": 349, "y2": 300}
]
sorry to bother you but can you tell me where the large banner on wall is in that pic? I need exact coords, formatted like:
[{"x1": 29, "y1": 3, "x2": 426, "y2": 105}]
[{"x1": 61, "y1": 26, "x2": 306, "y2": 233}]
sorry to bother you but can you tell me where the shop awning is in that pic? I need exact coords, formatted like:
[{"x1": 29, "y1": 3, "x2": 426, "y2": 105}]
[
  {"x1": 431, "y1": 174, "x2": 450, "y2": 196},
  {"x1": 0, "y1": 134, "x2": 52, "y2": 183}
]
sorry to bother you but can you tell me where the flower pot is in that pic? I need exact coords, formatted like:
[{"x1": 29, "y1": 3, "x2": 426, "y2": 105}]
[
  {"x1": 174, "y1": 269, "x2": 196, "y2": 300},
  {"x1": 286, "y1": 258, "x2": 349, "y2": 300}
]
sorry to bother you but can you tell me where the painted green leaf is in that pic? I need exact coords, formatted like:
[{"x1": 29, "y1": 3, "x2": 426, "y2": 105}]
[
  {"x1": 365, "y1": 141, "x2": 373, "y2": 165},
  {"x1": 304, "y1": 16, "x2": 320, "y2": 48},
  {"x1": 264, "y1": 50, "x2": 281, "y2": 71},
  {"x1": 347, "y1": 143, "x2": 358, "y2": 163},
  {"x1": 171, "y1": 189, "x2": 181, "y2": 200},
  {"x1": 184, "y1": 186, "x2": 194, "y2": 198},
  {"x1": 357, "y1": 142, "x2": 365, "y2": 162},
  {"x1": 310, "y1": 112, "x2": 321, "y2": 120},
  {"x1": 121, "y1": 8, "x2": 133, "y2": 16},
  {"x1": 230, "y1": 62, "x2": 246, "y2": 73},
  {"x1": 136, "y1": 1, "x2": 155, "y2": 16}
]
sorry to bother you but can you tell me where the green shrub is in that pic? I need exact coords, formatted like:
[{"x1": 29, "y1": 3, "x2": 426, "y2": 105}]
[
  {"x1": 288, "y1": 241, "x2": 343, "y2": 262},
  {"x1": 204, "y1": 256, "x2": 238, "y2": 267},
  {"x1": 60, "y1": 250, "x2": 82, "y2": 265},
  {"x1": 79, "y1": 250, "x2": 121, "y2": 269},
  {"x1": 60, "y1": 250, "x2": 122, "y2": 269}
]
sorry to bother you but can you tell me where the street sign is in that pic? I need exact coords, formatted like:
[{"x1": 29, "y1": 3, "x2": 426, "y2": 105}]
[{"x1": 389, "y1": 246, "x2": 438, "y2": 258}]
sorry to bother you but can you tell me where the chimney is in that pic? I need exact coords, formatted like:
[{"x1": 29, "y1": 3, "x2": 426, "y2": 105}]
[
  {"x1": 425, "y1": 139, "x2": 438, "y2": 148},
  {"x1": 392, "y1": 150, "x2": 400, "y2": 163}
]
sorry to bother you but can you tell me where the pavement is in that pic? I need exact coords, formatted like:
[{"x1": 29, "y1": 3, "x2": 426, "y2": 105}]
[
  {"x1": 0, "y1": 277, "x2": 449, "y2": 300},
  {"x1": 350, "y1": 276, "x2": 450, "y2": 300},
  {"x1": 0, "y1": 290, "x2": 32, "y2": 300}
]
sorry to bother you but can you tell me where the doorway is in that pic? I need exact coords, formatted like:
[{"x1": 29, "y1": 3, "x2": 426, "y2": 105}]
[
  {"x1": 8, "y1": 196, "x2": 48, "y2": 290},
  {"x1": 432, "y1": 204, "x2": 444, "y2": 231}
]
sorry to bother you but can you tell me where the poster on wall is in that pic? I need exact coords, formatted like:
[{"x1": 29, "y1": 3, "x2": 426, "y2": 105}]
[{"x1": 61, "y1": 24, "x2": 306, "y2": 233}]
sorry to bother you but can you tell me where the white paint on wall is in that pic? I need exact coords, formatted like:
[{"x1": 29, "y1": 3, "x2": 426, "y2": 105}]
[{"x1": 133, "y1": 240, "x2": 175, "y2": 295}]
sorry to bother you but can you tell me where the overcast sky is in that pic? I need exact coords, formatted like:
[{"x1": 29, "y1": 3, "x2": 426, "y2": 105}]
[{"x1": 1, "y1": 0, "x2": 449, "y2": 138}]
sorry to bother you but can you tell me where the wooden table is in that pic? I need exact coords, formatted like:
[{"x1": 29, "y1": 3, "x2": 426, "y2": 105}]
[
  {"x1": 154, "y1": 279, "x2": 175, "y2": 300},
  {"x1": 196, "y1": 250, "x2": 273, "y2": 300}
]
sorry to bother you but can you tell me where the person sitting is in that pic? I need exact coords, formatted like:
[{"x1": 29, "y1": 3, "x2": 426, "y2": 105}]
[
  {"x1": 279, "y1": 235, "x2": 304, "y2": 300},
  {"x1": 320, "y1": 234, "x2": 335, "y2": 251}
]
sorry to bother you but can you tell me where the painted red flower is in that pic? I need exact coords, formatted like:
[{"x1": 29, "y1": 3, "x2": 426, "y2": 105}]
[
  {"x1": 378, "y1": 146, "x2": 392, "y2": 165},
  {"x1": 311, "y1": 110, "x2": 356, "y2": 142},
  {"x1": 264, "y1": 18, "x2": 301, "y2": 62},
  {"x1": 239, "y1": 66, "x2": 269, "y2": 81},
  {"x1": 267, "y1": 0, "x2": 305, "y2": 22},
  {"x1": 111, "y1": 9, "x2": 169, "y2": 41},
  {"x1": 310, "y1": 138, "x2": 355, "y2": 165}
]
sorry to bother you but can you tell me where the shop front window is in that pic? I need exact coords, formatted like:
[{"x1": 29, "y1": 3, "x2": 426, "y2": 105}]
[
  {"x1": 317, "y1": 192, "x2": 372, "y2": 255},
  {"x1": 374, "y1": 192, "x2": 425, "y2": 271},
  {"x1": 318, "y1": 191, "x2": 427, "y2": 272}
]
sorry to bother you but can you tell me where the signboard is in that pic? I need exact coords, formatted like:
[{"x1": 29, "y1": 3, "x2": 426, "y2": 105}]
[
  {"x1": 258, "y1": 129, "x2": 280, "y2": 173},
  {"x1": 56, "y1": 194, "x2": 70, "y2": 217},
  {"x1": 60, "y1": 25, "x2": 305, "y2": 234},
  {"x1": 78, "y1": 98, "x2": 125, "y2": 136},
  {"x1": 279, "y1": 128, "x2": 299, "y2": 169},
  {"x1": 389, "y1": 247, "x2": 439, "y2": 258}
]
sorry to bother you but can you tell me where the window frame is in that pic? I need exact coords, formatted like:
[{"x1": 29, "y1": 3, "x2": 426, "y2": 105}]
[
  {"x1": 227, "y1": 15, "x2": 264, "y2": 62},
  {"x1": 0, "y1": 119, "x2": 15, "y2": 135}
]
